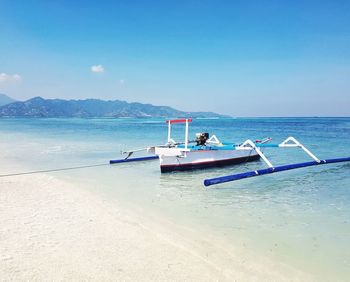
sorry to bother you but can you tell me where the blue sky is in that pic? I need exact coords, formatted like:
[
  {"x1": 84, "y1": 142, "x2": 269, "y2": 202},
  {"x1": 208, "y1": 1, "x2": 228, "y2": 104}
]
[{"x1": 0, "y1": 0, "x2": 349, "y2": 116}]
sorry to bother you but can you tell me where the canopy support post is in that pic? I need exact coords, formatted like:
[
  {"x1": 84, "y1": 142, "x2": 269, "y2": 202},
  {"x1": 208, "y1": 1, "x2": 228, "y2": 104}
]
[
  {"x1": 167, "y1": 121, "x2": 171, "y2": 143},
  {"x1": 185, "y1": 119, "x2": 189, "y2": 150}
]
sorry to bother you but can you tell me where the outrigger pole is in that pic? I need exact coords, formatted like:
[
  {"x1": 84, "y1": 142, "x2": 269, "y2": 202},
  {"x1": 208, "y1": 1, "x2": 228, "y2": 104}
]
[
  {"x1": 110, "y1": 155, "x2": 158, "y2": 164},
  {"x1": 204, "y1": 137, "x2": 350, "y2": 187}
]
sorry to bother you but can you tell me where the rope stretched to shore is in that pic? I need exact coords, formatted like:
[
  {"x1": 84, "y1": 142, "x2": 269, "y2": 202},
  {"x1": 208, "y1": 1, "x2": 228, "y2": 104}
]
[
  {"x1": 0, "y1": 163, "x2": 109, "y2": 178},
  {"x1": 0, "y1": 155, "x2": 159, "y2": 178}
]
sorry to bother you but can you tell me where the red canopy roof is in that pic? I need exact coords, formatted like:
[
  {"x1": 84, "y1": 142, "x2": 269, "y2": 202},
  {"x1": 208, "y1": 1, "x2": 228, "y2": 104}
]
[{"x1": 166, "y1": 118, "x2": 192, "y2": 124}]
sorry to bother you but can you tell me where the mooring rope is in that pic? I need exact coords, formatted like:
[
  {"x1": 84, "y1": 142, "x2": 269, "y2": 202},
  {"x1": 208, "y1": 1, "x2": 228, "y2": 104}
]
[{"x1": 0, "y1": 163, "x2": 109, "y2": 178}]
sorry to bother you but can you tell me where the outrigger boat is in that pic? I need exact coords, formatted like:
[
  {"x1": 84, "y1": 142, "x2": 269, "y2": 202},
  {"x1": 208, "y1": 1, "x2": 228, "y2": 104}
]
[
  {"x1": 110, "y1": 118, "x2": 350, "y2": 186},
  {"x1": 147, "y1": 119, "x2": 264, "y2": 172}
]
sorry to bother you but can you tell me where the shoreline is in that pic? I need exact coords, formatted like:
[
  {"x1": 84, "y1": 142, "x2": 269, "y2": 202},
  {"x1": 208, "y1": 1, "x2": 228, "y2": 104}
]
[
  {"x1": 0, "y1": 172, "x2": 229, "y2": 281},
  {"x1": 0, "y1": 158, "x2": 312, "y2": 281}
]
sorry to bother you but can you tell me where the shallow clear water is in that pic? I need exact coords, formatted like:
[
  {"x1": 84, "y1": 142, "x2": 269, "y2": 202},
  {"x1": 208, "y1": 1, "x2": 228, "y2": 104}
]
[{"x1": 1, "y1": 117, "x2": 349, "y2": 280}]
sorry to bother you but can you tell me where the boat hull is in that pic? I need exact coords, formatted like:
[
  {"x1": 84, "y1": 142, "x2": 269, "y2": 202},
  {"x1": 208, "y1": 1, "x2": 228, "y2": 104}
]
[{"x1": 159, "y1": 149, "x2": 260, "y2": 173}]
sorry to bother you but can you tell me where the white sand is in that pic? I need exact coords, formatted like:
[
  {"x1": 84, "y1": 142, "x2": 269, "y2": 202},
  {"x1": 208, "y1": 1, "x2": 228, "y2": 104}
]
[{"x1": 0, "y1": 168, "x2": 312, "y2": 281}]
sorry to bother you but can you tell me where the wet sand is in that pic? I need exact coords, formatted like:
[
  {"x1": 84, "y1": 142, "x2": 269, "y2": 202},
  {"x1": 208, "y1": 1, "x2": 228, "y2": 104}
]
[{"x1": 0, "y1": 164, "x2": 311, "y2": 281}]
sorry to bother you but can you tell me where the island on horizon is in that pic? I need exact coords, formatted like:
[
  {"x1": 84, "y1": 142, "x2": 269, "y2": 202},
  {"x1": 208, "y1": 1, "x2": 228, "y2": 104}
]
[{"x1": 0, "y1": 94, "x2": 230, "y2": 118}]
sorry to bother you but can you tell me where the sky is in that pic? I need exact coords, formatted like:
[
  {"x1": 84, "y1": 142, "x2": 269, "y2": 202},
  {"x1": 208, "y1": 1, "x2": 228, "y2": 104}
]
[{"x1": 0, "y1": 0, "x2": 349, "y2": 116}]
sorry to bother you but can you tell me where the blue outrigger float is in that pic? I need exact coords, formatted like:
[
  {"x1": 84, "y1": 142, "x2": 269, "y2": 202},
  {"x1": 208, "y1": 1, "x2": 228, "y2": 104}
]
[
  {"x1": 110, "y1": 119, "x2": 350, "y2": 187},
  {"x1": 204, "y1": 138, "x2": 350, "y2": 186}
]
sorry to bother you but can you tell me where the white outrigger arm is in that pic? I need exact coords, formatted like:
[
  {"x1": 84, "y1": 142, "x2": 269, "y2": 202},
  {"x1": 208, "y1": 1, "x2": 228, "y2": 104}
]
[
  {"x1": 204, "y1": 136, "x2": 350, "y2": 186},
  {"x1": 235, "y1": 136, "x2": 320, "y2": 168},
  {"x1": 279, "y1": 137, "x2": 320, "y2": 162},
  {"x1": 235, "y1": 139, "x2": 274, "y2": 168}
]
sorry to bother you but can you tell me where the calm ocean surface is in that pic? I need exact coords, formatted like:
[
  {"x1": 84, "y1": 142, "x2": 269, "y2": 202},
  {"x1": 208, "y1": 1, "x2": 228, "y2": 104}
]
[{"x1": 1, "y1": 117, "x2": 349, "y2": 280}]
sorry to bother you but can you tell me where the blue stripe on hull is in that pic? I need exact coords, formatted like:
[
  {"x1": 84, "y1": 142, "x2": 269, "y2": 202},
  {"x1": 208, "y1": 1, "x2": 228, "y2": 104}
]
[{"x1": 161, "y1": 154, "x2": 260, "y2": 173}]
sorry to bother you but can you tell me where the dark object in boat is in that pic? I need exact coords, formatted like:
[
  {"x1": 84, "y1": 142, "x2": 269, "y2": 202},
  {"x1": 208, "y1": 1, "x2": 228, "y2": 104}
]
[{"x1": 196, "y1": 132, "x2": 209, "y2": 146}]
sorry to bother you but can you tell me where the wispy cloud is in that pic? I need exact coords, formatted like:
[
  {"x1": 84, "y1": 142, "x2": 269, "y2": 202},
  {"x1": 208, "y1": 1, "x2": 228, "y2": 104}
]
[
  {"x1": 91, "y1": 65, "x2": 104, "y2": 73},
  {"x1": 0, "y1": 73, "x2": 22, "y2": 83}
]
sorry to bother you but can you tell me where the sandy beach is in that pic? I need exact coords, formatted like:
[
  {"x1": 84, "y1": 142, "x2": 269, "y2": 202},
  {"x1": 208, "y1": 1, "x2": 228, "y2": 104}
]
[
  {"x1": 1, "y1": 0, "x2": 350, "y2": 279},
  {"x1": 0, "y1": 161, "x2": 312, "y2": 281}
]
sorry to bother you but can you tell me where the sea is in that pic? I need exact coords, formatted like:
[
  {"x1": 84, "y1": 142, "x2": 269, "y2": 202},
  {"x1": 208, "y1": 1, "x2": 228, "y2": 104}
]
[{"x1": 0, "y1": 117, "x2": 349, "y2": 280}]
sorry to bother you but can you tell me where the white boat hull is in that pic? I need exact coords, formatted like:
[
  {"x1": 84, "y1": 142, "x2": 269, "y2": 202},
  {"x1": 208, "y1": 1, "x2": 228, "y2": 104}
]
[{"x1": 158, "y1": 149, "x2": 260, "y2": 172}]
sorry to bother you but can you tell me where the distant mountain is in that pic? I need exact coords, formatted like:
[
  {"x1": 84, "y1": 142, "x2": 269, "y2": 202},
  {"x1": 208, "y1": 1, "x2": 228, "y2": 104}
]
[
  {"x1": 0, "y1": 96, "x2": 230, "y2": 118},
  {"x1": 0, "y1": 93, "x2": 16, "y2": 106}
]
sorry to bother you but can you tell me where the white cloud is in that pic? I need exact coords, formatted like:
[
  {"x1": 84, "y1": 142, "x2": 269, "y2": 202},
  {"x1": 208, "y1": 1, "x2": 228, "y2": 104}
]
[
  {"x1": 0, "y1": 73, "x2": 22, "y2": 83},
  {"x1": 91, "y1": 65, "x2": 104, "y2": 73}
]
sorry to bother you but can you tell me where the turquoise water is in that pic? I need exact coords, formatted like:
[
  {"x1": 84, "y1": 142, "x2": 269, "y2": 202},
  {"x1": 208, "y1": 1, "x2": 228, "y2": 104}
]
[{"x1": 1, "y1": 117, "x2": 349, "y2": 280}]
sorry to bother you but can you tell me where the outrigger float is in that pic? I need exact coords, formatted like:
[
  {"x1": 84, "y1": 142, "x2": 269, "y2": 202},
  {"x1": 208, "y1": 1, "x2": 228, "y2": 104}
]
[{"x1": 110, "y1": 118, "x2": 350, "y2": 187}]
